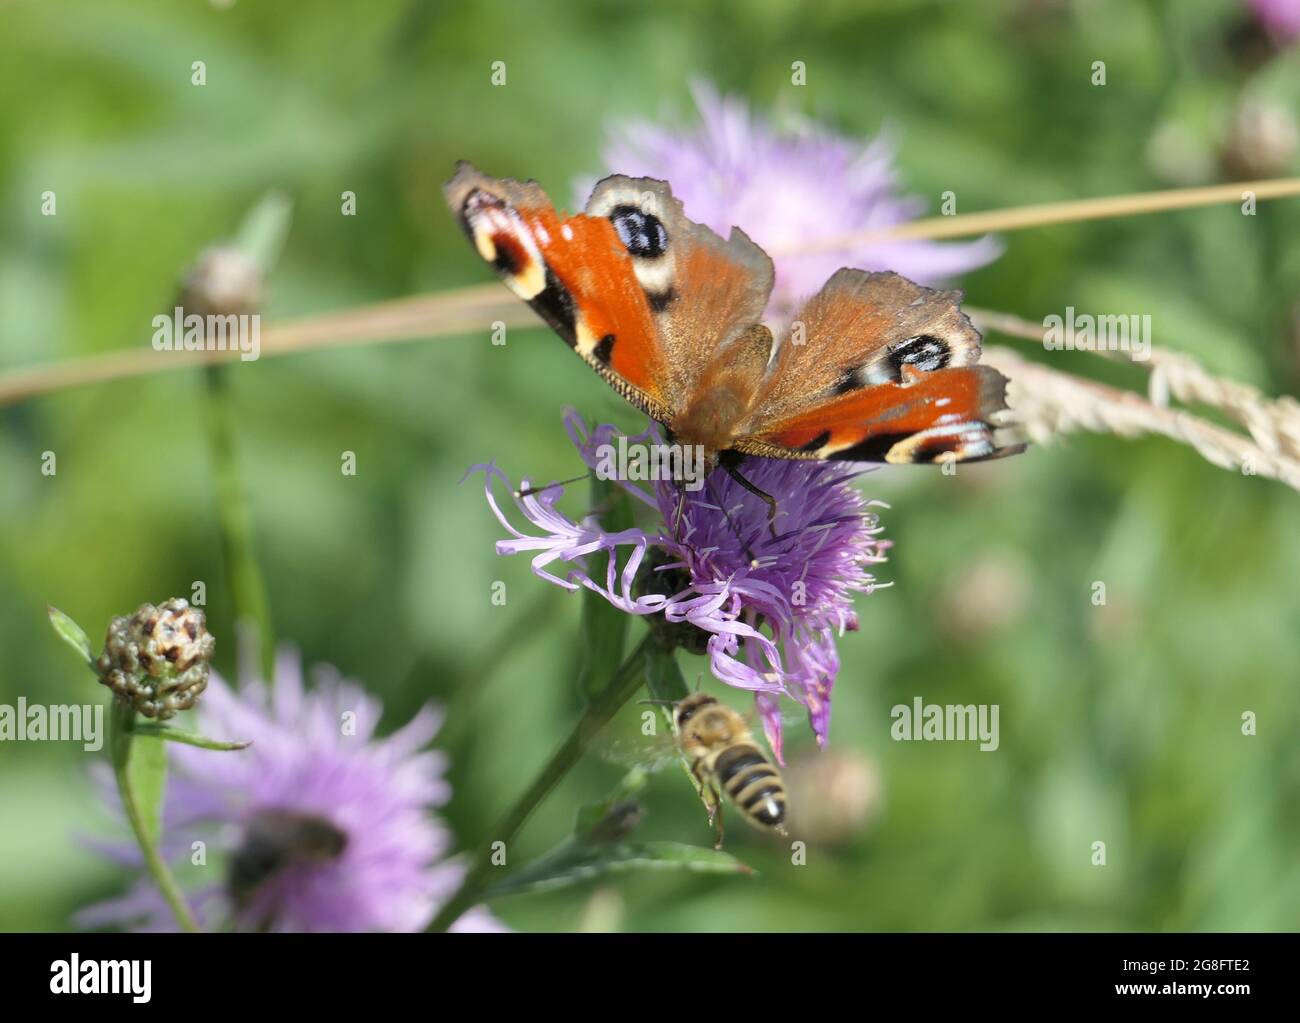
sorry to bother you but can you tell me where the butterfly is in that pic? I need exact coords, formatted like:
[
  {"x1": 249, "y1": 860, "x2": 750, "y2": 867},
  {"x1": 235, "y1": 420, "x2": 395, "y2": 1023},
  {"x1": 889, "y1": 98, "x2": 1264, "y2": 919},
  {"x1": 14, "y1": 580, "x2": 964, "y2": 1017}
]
[{"x1": 444, "y1": 162, "x2": 1023, "y2": 511}]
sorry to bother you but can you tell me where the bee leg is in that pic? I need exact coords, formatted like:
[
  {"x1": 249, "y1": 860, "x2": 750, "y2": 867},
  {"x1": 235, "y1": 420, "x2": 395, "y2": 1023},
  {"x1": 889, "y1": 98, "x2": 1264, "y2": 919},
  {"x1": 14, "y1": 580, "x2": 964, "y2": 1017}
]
[
  {"x1": 710, "y1": 784, "x2": 726, "y2": 850},
  {"x1": 693, "y1": 762, "x2": 719, "y2": 821}
]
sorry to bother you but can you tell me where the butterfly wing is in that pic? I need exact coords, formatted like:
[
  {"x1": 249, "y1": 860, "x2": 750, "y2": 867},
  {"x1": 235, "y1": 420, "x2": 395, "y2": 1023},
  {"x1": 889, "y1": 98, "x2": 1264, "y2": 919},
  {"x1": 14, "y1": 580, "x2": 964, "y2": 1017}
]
[
  {"x1": 582, "y1": 174, "x2": 774, "y2": 402},
  {"x1": 444, "y1": 162, "x2": 773, "y2": 423},
  {"x1": 736, "y1": 269, "x2": 1023, "y2": 464},
  {"x1": 445, "y1": 162, "x2": 672, "y2": 419}
]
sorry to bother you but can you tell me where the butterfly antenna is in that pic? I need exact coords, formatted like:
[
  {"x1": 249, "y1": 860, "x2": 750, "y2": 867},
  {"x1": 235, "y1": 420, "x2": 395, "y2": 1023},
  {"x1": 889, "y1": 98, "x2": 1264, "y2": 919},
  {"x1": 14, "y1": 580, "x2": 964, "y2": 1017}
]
[
  {"x1": 515, "y1": 470, "x2": 593, "y2": 500},
  {"x1": 722, "y1": 461, "x2": 779, "y2": 541}
]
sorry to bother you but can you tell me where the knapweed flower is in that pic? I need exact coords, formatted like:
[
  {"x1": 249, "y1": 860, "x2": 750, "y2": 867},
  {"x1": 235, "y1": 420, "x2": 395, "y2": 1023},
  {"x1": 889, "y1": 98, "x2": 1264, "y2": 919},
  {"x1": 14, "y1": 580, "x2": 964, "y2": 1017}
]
[
  {"x1": 1248, "y1": 0, "x2": 1300, "y2": 42},
  {"x1": 79, "y1": 649, "x2": 503, "y2": 933},
  {"x1": 96, "y1": 598, "x2": 214, "y2": 720},
  {"x1": 470, "y1": 411, "x2": 890, "y2": 762},
  {"x1": 589, "y1": 80, "x2": 1001, "y2": 317}
]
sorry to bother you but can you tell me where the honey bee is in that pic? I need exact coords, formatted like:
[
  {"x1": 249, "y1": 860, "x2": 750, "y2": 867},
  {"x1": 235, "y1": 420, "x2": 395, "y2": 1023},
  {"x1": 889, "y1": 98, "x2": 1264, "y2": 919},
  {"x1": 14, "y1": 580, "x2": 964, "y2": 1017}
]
[
  {"x1": 671, "y1": 692, "x2": 787, "y2": 847},
  {"x1": 228, "y1": 809, "x2": 348, "y2": 911}
]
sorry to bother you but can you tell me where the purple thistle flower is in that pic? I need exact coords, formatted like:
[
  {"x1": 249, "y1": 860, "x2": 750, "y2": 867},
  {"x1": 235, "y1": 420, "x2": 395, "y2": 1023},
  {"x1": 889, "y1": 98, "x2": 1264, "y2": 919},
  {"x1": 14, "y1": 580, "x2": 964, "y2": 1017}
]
[
  {"x1": 1248, "y1": 0, "x2": 1300, "y2": 41},
  {"x1": 587, "y1": 80, "x2": 1001, "y2": 317},
  {"x1": 470, "y1": 411, "x2": 890, "y2": 761},
  {"x1": 78, "y1": 649, "x2": 504, "y2": 933}
]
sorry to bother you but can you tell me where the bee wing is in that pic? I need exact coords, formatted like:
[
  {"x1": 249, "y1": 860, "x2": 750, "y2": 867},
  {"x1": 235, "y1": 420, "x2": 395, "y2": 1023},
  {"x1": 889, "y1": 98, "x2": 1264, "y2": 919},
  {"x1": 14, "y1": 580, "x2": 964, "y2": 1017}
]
[{"x1": 594, "y1": 727, "x2": 683, "y2": 774}]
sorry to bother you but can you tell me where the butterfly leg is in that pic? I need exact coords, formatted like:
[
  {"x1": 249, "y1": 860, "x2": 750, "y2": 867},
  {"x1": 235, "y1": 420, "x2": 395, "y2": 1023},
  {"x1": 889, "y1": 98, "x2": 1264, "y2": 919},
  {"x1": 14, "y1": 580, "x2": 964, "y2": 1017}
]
[
  {"x1": 705, "y1": 476, "x2": 758, "y2": 563},
  {"x1": 721, "y1": 458, "x2": 779, "y2": 540}
]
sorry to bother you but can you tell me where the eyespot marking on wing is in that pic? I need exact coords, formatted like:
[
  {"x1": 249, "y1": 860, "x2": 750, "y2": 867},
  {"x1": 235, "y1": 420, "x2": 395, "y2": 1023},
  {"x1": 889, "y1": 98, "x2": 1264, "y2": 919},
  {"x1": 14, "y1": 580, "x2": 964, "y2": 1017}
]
[
  {"x1": 585, "y1": 180, "x2": 678, "y2": 302},
  {"x1": 459, "y1": 189, "x2": 547, "y2": 301}
]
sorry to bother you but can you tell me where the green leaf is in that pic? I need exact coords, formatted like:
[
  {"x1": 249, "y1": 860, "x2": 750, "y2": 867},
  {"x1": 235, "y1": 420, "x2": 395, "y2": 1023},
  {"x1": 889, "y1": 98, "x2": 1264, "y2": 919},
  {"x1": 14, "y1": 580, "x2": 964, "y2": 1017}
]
[
  {"x1": 484, "y1": 840, "x2": 753, "y2": 900},
  {"x1": 126, "y1": 718, "x2": 168, "y2": 848},
  {"x1": 234, "y1": 190, "x2": 293, "y2": 274},
  {"x1": 132, "y1": 723, "x2": 252, "y2": 751},
  {"x1": 644, "y1": 638, "x2": 689, "y2": 703},
  {"x1": 576, "y1": 478, "x2": 633, "y2": 701},
  {"x1": 46, "y1": 606, "x2": 95, "y2": 670}
]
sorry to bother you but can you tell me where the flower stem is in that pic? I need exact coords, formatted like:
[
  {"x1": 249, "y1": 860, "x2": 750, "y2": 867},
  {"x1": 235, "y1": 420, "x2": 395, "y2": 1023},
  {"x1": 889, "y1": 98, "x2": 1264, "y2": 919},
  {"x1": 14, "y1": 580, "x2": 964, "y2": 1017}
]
[
  {"x1": 109, "y1": 700, "x2": 201, "y2": 933},
  {"x1": 426, "y1": 633, "x2": 653, "y2": 932},
  {"x1": 204, "y1": 364, "x2": 276, "y2": 682}
]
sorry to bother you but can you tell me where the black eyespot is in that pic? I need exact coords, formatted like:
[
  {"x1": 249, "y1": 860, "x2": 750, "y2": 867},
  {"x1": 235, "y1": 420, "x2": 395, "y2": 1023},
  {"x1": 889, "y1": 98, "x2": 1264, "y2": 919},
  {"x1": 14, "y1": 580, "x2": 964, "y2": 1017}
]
[
  {"x1": 888, "y1": 334, "x2": 950, "y2": 375},
  {"x1": 609, "y1": 205, "x2": 668, "y2": 258}
]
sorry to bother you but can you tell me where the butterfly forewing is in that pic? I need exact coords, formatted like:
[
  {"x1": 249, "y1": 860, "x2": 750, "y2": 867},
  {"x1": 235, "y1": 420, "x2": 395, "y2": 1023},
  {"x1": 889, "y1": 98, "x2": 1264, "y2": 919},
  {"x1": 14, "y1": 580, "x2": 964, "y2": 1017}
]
[
  {"x1": 740, "y1": 364, "x2": 1022, "y2": 464},
  {"x1": 444, "y1": 162, "x2": 672, "y2": 419},
  {"x1": 737, "y1": 269, "x2": 1021, "y2": 464},
  {"x1": 584, "y1": 175, "x2": 776, "y2": 404}
]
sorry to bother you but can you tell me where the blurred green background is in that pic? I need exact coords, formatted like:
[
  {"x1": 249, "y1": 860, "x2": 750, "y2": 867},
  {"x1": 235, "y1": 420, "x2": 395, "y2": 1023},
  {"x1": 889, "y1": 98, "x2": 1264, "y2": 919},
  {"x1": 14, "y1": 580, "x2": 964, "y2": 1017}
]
[{"x1": 2, "y1": 0, "x2": 1298, "y2": 932}]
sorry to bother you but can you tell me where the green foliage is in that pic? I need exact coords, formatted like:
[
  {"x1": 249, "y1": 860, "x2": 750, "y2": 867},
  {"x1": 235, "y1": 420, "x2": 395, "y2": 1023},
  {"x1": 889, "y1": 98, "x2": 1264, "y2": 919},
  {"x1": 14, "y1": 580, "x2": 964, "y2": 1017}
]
[
  {"x1": 576, "y1": 480, "x2": 632, "y2": 701},
  {"x1": 46, "y1": 606, "x2": 94, "y2": 670},
  {"x1": 484, "y1": 840, "x2": 753, "y2": 900},
  {"x1": 2, "y1": 0, "x2": 1298, "y2": 932},
  {"x1": 123, "y1": 714, "x2": 168, "y2": 851}
]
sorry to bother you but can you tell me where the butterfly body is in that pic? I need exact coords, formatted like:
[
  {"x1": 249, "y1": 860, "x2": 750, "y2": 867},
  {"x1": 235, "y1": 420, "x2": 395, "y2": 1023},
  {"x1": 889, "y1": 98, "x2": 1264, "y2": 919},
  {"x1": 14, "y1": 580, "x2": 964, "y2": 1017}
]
[{"x1": 446, "y1": 162, "x2": 1023, "y2": 474}]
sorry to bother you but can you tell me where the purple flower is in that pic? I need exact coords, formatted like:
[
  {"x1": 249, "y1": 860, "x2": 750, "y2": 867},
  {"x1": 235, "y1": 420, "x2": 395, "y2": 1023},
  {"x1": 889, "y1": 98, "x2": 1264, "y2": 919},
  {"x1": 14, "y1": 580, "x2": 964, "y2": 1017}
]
[
  {"x1": 1248, "y1": 0, "x2": 1300, "y2": 41},
  {"x1": 78, "y1": 650, "x2": 504, "y2": 933},
  {"x1": 587, "y1": 80, "x2": 1000, "y2": 317},
  {"x1": 470, "y1": 411, "x2": 889, "y2": 761}
]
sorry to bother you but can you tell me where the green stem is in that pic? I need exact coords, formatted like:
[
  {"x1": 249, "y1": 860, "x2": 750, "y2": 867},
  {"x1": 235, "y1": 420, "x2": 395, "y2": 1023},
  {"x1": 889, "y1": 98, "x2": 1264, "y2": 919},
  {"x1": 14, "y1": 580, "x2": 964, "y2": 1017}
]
[
  {"x1": 204, "y1": 364, "x2": 275, "y2": 681},
  {"x1": 132, "y1": 723, "x2": 252, "y2": 751},
  {"x1": 426, "y1": 633, "x2": 653, "y2": 932},
  {"x1": 110, "y1": 701, "x2": 201, "y2": 933}
]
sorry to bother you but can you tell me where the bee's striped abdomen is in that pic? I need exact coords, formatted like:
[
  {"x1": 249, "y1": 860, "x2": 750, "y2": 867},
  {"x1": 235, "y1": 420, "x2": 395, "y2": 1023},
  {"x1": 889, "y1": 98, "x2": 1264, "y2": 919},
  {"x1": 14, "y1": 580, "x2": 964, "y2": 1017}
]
[{"x1": 714, "y1": 743, "x2": 786, "y2": 830}]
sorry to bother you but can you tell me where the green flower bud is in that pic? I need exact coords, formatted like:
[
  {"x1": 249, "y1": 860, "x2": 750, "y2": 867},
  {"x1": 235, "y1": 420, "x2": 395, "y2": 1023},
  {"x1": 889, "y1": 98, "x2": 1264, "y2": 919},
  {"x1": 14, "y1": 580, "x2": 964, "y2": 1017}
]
[{"x1": 96, "y1": 599, "x2": 215, "y2": 720}]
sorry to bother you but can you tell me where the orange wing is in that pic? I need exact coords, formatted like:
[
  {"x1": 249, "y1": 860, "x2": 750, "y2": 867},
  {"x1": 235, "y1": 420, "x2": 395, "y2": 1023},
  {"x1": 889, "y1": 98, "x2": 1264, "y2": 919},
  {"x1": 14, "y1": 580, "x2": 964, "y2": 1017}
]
[
  {"x1": 738, "y1": 365, "x2": 1023, "y2": 464},
  {"x1": 444, "y1": 162, "x2": 672, "y2": 419},
  {"x1": 444, "y1": 163, "x2": 773, "y2": 423},
  {"x1": 734, "y1": 269, "x2": 1022, "y2": 465}
]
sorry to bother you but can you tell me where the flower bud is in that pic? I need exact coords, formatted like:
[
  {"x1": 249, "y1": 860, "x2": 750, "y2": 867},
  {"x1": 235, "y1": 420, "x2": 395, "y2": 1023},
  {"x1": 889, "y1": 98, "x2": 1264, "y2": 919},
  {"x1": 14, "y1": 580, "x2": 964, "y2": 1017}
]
[
  {"x1": 783, "y1": 750, "x2": 882, "y2": 847},
  {"x1": 96, "y1": 598, "x2": 215, "y2": 719},
  {"x1": 179, "y1": 246, "x2": 263, "y2": 318},
  {"x1": 1221, "y1": 96, "x2": 1298, "y2": 181}
]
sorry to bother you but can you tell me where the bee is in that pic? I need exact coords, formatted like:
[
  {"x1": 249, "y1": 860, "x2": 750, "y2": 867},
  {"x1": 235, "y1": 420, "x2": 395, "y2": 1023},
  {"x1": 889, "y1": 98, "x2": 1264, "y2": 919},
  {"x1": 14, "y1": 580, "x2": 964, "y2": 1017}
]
[
  {"x1": 671, "y1": 692, "x2": 787, "y2": 847},
  {"x1": 228, "y1": 809, "x2": 348, "y2": 911}
]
